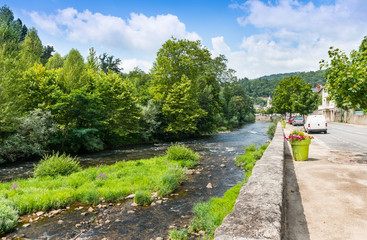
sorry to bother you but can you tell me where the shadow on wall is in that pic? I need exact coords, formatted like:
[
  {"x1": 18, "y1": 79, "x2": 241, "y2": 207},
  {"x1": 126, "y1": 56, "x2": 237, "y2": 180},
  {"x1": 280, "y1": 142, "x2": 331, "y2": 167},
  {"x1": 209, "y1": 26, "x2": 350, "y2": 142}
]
[{"x1": 284, "y1": 140, "x2": 310, "y2": 240}]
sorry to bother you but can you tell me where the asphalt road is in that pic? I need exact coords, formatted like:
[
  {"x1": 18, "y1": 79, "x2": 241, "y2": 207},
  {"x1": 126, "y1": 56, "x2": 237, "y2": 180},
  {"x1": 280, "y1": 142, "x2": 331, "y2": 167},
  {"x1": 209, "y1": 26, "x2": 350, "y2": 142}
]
[{"x1": 307, "y1": 122, "x2": 367, "y2": 153}]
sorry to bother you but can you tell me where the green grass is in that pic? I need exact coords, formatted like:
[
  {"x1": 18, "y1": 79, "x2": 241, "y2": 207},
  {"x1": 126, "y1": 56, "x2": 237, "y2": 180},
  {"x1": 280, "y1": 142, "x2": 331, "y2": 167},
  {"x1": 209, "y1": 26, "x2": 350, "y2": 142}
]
[
  {"x1": 169, "y1": 228, "x2": 188, "y2": 240},
  {"x1": 33, "y1": 152, "x2": 81, "y2": 178},
  {"x1": 134, "y1": 190, "x2": 153, "y2": 206},
  {"x1": 188, "y1": 182, "x2": 243, "y2": 237},
  {"x1": 0, "y1": 144, "x2": 199, "y2": 233},
  {"x1": 235, "y1": 143, "x2": 269, "y2": 171},
  {"x1": 172, "y1": 143, "x2": 269, "y2": 239},
  {"x1": 166, "y1": 143, "x2": 200, "y2": 163}
]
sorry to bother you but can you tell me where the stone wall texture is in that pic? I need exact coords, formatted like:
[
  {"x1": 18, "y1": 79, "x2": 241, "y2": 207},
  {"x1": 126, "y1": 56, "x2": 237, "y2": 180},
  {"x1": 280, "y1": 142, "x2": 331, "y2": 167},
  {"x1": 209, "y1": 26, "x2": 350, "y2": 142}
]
[{"x1": 214, "y1": 123, "x2": 285, "y2": 240}]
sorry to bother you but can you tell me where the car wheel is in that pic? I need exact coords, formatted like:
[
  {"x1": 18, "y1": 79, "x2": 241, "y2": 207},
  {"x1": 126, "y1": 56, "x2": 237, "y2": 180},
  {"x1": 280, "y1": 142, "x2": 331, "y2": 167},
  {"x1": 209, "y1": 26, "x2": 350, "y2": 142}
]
[
  {"x1": 324, "y1": 130, "x2": 327, "y2": 134},
  {"x1": 307, "y1": 129, "x2": 310, "y2": 134}
]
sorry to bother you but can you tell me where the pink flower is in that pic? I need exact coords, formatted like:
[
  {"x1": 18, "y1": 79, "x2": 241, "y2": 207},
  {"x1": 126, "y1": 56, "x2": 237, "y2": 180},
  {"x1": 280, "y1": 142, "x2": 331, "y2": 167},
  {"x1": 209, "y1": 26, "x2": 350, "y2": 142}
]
[{"x1": 11, "y1": 182, "x2": 19, "y2": 190}]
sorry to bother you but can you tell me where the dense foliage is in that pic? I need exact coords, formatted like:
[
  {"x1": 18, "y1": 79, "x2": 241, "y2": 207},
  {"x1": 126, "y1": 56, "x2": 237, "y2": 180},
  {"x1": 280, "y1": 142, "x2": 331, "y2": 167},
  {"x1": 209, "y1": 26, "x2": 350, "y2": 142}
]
[
  {"x1": 320, "y1": 36, "x2": 367, "y2": 110},
  {"x1": 0, "y1": 6, "x2": 255, "y2": 164},
  {"x1": 240, "y1": 70, "x2": 326, "y2": 98},
  {"x1": 272, "y1": 76, "x2": 319, "y2": 116},
  {"x1": 0, "y1": 198, "x2": 18, "y2": 234},
  {"x1": 33, "y1": 153, "x2": 81, "y2": 178}
]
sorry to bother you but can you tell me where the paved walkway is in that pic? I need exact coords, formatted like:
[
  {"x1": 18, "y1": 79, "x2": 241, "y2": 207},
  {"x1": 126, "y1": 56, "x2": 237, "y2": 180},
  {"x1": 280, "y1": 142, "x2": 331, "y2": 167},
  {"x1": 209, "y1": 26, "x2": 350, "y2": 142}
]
[{"x1": 284, "y1": 125, "x2": 367, "y2": 240}]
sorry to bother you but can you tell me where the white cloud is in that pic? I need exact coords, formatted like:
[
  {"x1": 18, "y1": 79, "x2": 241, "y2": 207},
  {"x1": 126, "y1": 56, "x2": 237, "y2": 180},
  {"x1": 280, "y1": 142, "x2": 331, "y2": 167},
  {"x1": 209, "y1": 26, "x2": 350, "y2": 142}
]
[
  {"x1": 28, "y1": 8, "x2": 201, "y2": 54},
  {"x1": 121, "y1": 58, "x2": 153, "y2": 73},
  {"x1": 221, "y1": 0, "x2": 367, "y2": 78}
]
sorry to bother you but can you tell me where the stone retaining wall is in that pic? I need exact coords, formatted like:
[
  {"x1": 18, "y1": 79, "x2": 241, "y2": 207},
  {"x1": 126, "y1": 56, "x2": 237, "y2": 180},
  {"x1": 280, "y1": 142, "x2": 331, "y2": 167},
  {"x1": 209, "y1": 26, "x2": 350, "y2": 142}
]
[{"x1": 214, "y1": 123, "x2": 285, "y2": 240}]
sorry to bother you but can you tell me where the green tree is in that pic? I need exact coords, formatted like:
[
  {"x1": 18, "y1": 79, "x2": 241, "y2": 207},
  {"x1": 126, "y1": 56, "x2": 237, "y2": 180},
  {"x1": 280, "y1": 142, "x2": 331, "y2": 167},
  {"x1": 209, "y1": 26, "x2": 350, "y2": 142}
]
[
  {"x1": 291, "y1": 83, "x2": 320, "y2": 116},
  {"x1": 151, "y1": 38, "x2": 222, "y2": 136},
  {"x1": 86, "y1": 47, "x2": 99, "y2": 71},
  {"x1": 99, "y1": 53, "x2": 122, "y2": 74},
  {"x1": 126, "y1": 67, "x2": 151, "y2": 105},
  {"x1": 40, "y1": 45, "x2": 55, "y2": 65},
  {"x1": 60, "y1": 48, "x2": 85, "y2": 90},
  {"x1": 20, "y1": 27, "x2": 42, "y2": 67},
  {"x1": 273, "y1": 76, "x2": 317, "y2": 116},
  {"x1": 162, "y1": 76, "x2": 206, "y2": 136},
  {"x1": 93, "y1": 71, "x2": 140, "y2": 141},
  {"x1": 50, "y1": 87, "x2": 105, "y2": 152},
  {"x1": 320, "y1": 36, "x2": 367, "y2": 110},
  {"x1": 0, "y1": 5, "x2": 27, "y2": 45},
  {"x1": 45, "y1": 52, "x2": 64, "y2": 69}
]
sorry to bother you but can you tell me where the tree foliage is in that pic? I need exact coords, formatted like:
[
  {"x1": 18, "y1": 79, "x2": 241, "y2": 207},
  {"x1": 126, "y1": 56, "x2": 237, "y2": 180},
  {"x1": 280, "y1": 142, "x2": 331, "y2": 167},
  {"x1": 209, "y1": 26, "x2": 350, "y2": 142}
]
[
  {"x1": 320, "y1": 36, "x2": 367, "y2": 110},
  {"x1": 0, "y1": 5, "x2": 257, "y2": 163},
  {"x1": 273, "y1": 76, "x2": 319, "y2": 115}
]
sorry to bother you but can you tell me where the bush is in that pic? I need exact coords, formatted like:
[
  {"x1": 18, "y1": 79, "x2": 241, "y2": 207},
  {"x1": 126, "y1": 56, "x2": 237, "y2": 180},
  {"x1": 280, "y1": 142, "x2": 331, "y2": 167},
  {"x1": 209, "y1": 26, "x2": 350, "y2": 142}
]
[
  {"x1": 244, "y1": 144, "x2": 257, "y2": 152},
  {"x1": 267, "y1": 122, "x2": 277, "y2": 139},
  {"x1": 0, "y1": 198, "x2": 18, "y2": 234},
  {"x1": 169, "y1": 228, "x2": 188, "y2": 240},
  {"x1": 0, "y1": 109, "x2": 59, "y2": 163},
  {"x1": 158, "y1": 174, "x2": 179, "y2": 196},
  {"x1": 33, "y1": 152, "x2": 81, "y2": 178},
  {"x1": 134, "y1": 190, "x2": 153, "y2": 206},
  {"x1": 166, "y1": 143, "x2": 199, "y2": 162}
]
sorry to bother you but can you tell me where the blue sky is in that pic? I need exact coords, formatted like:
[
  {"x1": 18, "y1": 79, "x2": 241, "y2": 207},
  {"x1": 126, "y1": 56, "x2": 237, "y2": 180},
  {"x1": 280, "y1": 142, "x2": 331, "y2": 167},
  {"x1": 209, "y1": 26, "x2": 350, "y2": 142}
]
[{"x1": 3, "y1": 0, "x2": 367, "y2": 78}]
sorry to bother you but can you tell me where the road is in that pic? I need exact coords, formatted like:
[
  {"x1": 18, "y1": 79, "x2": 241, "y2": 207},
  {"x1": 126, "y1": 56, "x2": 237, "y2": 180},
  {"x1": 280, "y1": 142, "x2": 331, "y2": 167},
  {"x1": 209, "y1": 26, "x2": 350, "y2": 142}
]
[
  {"x1": 285, "y1": 123, "x2": 367, "y2": 240},
  {"x1": 306, "y1": 122, "x2": 367, "y2": 153}
]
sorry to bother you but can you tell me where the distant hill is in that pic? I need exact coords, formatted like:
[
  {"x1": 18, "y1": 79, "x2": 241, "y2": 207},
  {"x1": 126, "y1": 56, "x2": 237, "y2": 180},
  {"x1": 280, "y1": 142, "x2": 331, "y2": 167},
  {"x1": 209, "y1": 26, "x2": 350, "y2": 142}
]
[{"x1": 240, "y1": 70, "x2": 326, "y2": 98}]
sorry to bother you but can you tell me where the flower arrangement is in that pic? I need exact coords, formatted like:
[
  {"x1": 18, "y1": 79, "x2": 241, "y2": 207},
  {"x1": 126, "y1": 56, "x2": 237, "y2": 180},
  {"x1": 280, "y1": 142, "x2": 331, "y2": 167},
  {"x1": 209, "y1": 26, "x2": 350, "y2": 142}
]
[{"x1": 285, "y1": 130, "x2": 314, "y2": 142}]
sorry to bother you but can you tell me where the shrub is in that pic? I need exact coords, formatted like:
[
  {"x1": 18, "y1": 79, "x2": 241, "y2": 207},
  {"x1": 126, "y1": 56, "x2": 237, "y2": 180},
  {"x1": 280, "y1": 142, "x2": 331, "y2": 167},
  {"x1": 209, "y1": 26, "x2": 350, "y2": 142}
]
[
  {"x1": 169, "y1": 228, "x2": 188, "y2": 240},
  {"x1": 0, "y1": 198, "x2": 19, "y2": 234},
  {"x1": 158, "y1": 174, "x2": 179, "y2": 196},
  {"x1": 166, "y1": 143, "x2": 199, "y2": 162},
  {"x1": 244, "y1": 144, "x2": 257, "y2": 152},
  {"x1": 0, "y1": 109, "x2": 59, "y2": 163},
  {"x1": 267, "y1": 122, "x2": 277, "y2": 139},
  {"x1": 167, "y1": 165, "x2": 187, "y2": 183},
  {"x1": 33, "y1": 152, "x2": 81, "y2": 178},
  {"x1": 134, "y1": 190, "x2": 153, "y2": 206}
]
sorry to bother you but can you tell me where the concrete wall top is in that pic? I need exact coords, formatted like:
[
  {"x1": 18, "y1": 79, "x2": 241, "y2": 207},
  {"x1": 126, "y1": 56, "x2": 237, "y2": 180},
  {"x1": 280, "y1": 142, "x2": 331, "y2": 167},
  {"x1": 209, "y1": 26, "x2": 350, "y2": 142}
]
[{"x1": 214, "y1": 123, "x2": 285, "y2": 240}]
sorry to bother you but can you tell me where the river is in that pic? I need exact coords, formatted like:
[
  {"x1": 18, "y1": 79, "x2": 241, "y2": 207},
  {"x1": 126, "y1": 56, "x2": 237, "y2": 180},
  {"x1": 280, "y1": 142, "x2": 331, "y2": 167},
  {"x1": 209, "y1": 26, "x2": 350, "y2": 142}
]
[{"x1": 2, "y1": 121, "x2": 270, "y2": 240}]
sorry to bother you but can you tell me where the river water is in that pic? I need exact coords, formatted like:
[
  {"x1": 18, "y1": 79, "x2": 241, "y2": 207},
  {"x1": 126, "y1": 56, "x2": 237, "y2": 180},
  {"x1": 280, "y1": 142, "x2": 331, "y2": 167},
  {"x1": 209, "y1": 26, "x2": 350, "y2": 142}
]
[{"x1": 3, "y1": 121, "x2": 270, "y2": 240}]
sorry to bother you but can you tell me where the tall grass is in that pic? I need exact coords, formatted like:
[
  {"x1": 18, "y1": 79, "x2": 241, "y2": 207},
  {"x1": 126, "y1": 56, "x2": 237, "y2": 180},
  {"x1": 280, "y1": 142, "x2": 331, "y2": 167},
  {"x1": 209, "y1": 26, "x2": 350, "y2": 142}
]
[
  {"x1": 169, "y1": 228, "x2": 188, "y2": 240},
  {"x1": 166, "y1": 143, "x2": 200, "y2": 168},
  {"x1": 33, "y1": 153, "x2": 81, "y2": 178},
  {"x1": 170, "y1": 143, "x2": 269, "y2": 239},
  {"x1": 0, "y1": 144, "x2": 198, "y2": 233}
]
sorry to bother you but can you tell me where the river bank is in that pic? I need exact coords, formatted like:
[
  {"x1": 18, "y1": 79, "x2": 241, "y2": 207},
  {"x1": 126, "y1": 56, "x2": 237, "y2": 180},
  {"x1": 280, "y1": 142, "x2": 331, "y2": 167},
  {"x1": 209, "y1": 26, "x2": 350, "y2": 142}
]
[{"x1": 2, "y1": 122, "x2": 270, "y2": 239}]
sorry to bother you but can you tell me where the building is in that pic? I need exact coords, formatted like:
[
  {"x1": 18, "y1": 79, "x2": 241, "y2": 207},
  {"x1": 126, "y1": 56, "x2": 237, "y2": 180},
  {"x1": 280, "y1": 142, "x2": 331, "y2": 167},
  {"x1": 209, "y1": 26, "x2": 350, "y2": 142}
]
[{"x1": 317, "y1": 84, "x2": 338, "y2": 121}]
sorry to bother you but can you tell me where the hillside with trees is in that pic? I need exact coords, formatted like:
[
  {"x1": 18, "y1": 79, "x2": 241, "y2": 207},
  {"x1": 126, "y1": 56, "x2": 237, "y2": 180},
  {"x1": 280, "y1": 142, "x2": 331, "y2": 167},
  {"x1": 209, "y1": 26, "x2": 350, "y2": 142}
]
[{"x1": 240, "y1": 70, "x2": 326, "y2": 98}]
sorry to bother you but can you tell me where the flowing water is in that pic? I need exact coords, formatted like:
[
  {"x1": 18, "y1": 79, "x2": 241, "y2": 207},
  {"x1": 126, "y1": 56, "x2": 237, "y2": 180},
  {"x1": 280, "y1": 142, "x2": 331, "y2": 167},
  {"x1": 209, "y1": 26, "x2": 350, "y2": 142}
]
[{"x1": 2, "y1": 121, "x2": 270, "y2": 240}]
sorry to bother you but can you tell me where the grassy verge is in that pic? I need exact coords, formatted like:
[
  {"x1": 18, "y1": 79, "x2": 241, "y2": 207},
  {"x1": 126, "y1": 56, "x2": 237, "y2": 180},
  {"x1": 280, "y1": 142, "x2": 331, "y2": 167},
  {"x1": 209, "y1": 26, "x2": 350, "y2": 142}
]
[
  {"x1": 169, "y1": 143, "x2": 269, "y2": 240},
  {"x1": 0, "y1": 144, "x2": 199, "y2": 234}
]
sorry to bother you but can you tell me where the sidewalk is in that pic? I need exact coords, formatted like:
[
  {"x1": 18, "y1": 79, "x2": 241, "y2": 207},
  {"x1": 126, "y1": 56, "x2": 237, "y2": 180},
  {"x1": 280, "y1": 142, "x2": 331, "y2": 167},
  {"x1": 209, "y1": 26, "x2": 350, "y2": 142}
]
[{"x1": 284, "y1": 124, "x2": 367, "y2": 240}]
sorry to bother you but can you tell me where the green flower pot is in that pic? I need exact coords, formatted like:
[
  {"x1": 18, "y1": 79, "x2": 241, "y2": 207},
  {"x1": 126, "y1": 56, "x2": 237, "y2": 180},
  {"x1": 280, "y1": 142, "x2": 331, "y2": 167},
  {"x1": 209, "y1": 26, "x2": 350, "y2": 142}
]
[
  {"x1": 290, "y1": 138, "x2": 311, "y2": 161},
  {"x1": 281, "y1": 122, "x2": 286, "y2": 128}
]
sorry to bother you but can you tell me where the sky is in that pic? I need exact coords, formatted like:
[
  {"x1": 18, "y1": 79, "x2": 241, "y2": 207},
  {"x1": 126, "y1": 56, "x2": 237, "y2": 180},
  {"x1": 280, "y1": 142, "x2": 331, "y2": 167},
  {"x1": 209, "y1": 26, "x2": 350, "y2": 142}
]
[{"x1": 3, "y1": 0, "x2": 367, "y2": 79}]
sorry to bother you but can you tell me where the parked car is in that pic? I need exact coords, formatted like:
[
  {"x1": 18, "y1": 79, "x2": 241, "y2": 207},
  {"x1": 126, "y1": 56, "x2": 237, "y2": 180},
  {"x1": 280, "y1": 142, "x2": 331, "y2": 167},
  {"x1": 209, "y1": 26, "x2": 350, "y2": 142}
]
[
  {"x1": 304, "y1": 115, "x2": 327, "y2": 133},
  {"x1": 292, "y1": 115, "x2": 304, "y2": 126}
]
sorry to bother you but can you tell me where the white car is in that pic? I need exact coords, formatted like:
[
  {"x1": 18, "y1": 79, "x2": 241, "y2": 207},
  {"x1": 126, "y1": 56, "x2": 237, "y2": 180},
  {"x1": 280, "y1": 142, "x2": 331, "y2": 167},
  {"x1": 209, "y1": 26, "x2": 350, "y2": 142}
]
[
  {"x1": 292, "y1": 115, "x2": 304, "y2": 126},
  {"x1": 304, "y1": 115, "x2": 327, "y2": 134}
]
